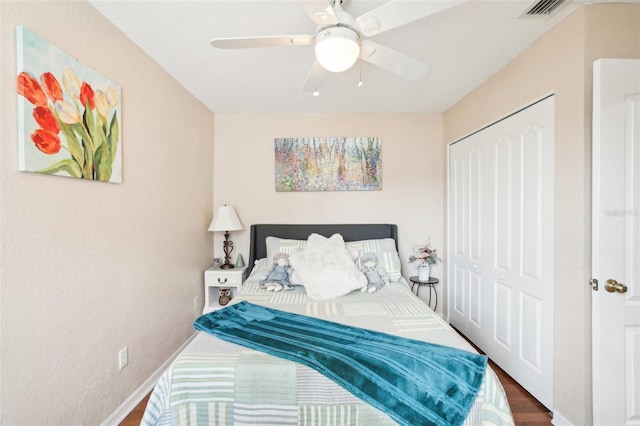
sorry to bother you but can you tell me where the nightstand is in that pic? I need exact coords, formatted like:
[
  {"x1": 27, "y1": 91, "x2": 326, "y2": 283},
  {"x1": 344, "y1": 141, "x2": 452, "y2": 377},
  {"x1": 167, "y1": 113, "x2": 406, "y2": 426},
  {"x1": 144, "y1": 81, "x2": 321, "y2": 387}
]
[
  {"x1": 409, "y1": 276, "x2": 439, "y2": 311},
  {"x1": 203, "y1": 265, "x2": 248, "y2": 314}
]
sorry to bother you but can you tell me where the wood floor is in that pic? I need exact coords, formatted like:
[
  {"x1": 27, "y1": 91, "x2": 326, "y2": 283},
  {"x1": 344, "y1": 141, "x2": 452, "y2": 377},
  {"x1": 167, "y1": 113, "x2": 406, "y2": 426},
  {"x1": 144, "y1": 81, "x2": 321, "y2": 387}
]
[
  {"x1": 120, "y1": 392, "x2": 150, "y2": 426},
  {"x1": 487, "y1": 358, "x2": 552, "y2": 425},
  {"x1": 119, "y1": 358, "x2": 552, "y2": 425}
]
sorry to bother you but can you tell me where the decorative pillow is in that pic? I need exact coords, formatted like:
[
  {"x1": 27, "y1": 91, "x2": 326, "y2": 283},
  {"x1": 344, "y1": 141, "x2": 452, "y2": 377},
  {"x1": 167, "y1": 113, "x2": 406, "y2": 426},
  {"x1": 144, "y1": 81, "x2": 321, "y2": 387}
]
[
  {"x1": 290, "y1": 233, "x2": 366, "y2": 300},
  {"x1": 346, "y1": 245, "x2": 361, "y2": 261},
  {"x1": 265, "y1": 236, "x2": 307, "y2": 263},
  {"x1": 247, "y1": 258, "x2": 268, "y2": 281},
  {"x1": 251, "y1": 257, "x2": 268, "y2": 273},
  {"x1": 346, "y1": 238, "x2": 402, "y2": 281}
]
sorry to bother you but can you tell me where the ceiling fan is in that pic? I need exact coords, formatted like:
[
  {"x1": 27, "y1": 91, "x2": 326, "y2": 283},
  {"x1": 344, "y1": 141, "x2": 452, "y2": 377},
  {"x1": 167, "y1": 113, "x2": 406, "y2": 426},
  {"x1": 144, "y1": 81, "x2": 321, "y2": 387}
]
[{"x1": 210, "y1": 0, "x2": 462, "y2": 93}]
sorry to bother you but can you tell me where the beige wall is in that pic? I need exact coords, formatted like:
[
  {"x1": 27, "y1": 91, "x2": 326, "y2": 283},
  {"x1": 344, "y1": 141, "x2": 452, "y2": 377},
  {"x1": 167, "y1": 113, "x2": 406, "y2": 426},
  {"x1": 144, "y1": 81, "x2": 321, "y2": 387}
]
[
  {"x1": 213, "y1": 113, "x2": 445, "y2": 298},
  {"x1": 2, "y1": 1, "x2": 635, "y2": 424},
  {"x1": 444, "y1": 4, "x2": 640, "y2": 424},
  {"x1": 0, "y1": 1, "x2": 215, "y2": 424}
]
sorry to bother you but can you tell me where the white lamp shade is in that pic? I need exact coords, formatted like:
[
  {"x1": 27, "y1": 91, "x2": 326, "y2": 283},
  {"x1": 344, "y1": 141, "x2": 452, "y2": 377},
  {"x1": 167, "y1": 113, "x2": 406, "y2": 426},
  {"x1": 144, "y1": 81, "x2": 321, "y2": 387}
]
[
  {"x1": 315, "y1": 27, "x2": 360, "y2": 73},
  {"x1": 209, "y1": 205, "x2": 243, "y2": 232}
]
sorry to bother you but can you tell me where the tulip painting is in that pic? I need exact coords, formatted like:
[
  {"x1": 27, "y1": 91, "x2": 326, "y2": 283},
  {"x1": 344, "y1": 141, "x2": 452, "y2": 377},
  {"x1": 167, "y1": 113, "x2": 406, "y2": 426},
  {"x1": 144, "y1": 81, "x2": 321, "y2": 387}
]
[{"x1": 16, "y1": 27, "x2": 122, "y2": 183}]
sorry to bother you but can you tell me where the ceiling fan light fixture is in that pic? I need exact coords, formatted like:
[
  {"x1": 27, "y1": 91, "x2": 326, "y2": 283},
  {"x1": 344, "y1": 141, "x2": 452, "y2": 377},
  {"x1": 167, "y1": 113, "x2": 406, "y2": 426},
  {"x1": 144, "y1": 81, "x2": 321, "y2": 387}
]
[{"x1": 315, "y1": 27, "x2": 360, "y2": 73}]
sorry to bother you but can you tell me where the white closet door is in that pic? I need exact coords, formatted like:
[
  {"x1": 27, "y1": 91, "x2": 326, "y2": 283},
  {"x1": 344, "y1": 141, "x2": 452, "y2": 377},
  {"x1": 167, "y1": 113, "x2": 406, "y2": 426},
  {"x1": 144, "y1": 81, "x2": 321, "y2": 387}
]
[{"x1": 448, "y1": 96, "x2": 554, "y2": 409}]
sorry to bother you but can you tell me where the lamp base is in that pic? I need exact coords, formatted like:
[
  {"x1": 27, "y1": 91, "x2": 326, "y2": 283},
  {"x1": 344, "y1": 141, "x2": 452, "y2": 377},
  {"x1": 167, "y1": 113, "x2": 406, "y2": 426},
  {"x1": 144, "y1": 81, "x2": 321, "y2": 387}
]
[{"x1": 220, "y1": 231, "x2": 235, "y2": 269}]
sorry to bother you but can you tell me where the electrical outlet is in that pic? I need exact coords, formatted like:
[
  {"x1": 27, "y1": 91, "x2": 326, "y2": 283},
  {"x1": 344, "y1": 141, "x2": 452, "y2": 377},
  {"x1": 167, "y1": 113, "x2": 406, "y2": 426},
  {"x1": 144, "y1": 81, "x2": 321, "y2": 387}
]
[
  {"x1": 118, "y1": 347, "x2": 128, "y2": 370},
  {"x1": 193, "y1": 296, "x2": 199, "y2": 312}
]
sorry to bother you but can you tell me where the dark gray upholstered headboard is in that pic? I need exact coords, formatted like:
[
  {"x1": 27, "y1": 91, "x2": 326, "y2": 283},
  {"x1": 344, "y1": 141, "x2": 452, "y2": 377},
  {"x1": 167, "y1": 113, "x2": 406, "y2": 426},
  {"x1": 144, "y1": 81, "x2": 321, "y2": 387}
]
[{"x1": 248, "y1": 224, "x2": 398, "y2": 268}]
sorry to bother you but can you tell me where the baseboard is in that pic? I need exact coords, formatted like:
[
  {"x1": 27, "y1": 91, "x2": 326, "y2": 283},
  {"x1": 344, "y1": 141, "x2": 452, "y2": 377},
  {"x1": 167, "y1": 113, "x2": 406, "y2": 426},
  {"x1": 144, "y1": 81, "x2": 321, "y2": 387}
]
[
  {"x1": 101, "y1": 332, "x2": 198, "y2": 426},
  {"x1": 551, "y1": 409, "x2": 575, "y2": 426}
]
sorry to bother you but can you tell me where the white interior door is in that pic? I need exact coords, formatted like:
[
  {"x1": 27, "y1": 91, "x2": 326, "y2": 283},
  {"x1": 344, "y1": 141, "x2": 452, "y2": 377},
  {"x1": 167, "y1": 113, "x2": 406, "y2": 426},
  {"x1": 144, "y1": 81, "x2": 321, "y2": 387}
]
[
  {"x1": 592, "y1": 58, "x2": 640, "y2": 425},
  {"x1": 448, "y1": 96, "x2": 554, "y2": 409}
]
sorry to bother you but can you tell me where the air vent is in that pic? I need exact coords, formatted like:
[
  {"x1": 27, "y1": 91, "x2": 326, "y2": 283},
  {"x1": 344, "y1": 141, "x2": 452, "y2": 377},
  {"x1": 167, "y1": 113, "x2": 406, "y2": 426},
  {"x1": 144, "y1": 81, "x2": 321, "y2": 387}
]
[{"x1": 522, "y1": 0, "x2": 567, "y2": 17}]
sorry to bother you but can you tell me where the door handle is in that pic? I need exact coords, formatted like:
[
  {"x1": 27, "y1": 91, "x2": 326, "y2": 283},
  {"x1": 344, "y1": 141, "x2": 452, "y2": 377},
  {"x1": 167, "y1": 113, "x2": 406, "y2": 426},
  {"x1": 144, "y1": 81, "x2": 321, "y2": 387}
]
[{"x1": 604, "y1": 279, "x2": 627, "y2": 293}]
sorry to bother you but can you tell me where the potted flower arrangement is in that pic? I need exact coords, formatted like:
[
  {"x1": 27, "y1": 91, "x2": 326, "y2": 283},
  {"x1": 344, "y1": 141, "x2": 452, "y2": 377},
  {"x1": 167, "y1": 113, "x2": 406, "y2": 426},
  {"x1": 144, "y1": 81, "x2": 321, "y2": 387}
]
[{"x1": 409, "y1": 240, "x2": 441, "y2": 281}]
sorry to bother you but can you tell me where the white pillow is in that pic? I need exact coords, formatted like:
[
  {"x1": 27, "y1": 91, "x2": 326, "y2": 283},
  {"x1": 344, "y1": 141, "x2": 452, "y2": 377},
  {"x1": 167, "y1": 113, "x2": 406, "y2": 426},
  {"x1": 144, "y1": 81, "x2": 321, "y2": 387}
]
[
  {"x1": 265, "y1": 236, "x2": 306, "y2": 258},
  {"x1": 290, "y1": 233, "x2": 367, "y2": 300},
  {"x1": 265, "y1": 235, "x2": 361, "y2": 260}
]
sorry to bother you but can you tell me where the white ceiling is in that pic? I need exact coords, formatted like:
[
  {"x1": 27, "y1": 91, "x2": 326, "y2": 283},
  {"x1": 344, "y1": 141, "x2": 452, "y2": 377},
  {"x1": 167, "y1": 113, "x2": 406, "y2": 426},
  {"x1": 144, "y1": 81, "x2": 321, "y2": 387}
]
[{"x1": 88, "y1": 0, "x2": 613, "y2": 114}]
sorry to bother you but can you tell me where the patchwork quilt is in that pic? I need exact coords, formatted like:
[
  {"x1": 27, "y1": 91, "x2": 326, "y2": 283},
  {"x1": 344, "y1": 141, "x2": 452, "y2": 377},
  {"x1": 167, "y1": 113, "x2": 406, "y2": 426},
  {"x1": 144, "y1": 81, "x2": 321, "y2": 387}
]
[{"x1": 141, "y1": 278, "x2": 514, "y2": 426}]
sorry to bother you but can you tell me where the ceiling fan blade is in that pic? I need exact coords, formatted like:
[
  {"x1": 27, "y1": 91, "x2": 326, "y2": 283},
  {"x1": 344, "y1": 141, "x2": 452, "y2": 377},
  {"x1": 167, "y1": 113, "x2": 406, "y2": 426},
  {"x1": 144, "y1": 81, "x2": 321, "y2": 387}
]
[
  {"x1": 354, "y1": 0, "x2": 464, "y2": 37},
  {"x1": 360, "y1": 40, "x2": 427, "y2": 80},
  {"x1": 302, "y1": 61, "x2": 327, "y2": 93},
  {"x1": 211, "y1": 35, "x2": 314, "y2": 49},
  {"x1": 299, "y1": 1, "x2": 339, "y2": 26}
]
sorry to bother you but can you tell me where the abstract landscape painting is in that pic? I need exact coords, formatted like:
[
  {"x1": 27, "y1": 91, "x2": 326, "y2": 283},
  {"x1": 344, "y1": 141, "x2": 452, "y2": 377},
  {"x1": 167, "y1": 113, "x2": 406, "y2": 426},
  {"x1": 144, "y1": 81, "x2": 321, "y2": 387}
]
[
  {"x1": 16, "y1": 26, "x2": 122, "y2": 183},
  {"x1": 275, "y1": 137, "x2": 381, "y2": 192}
]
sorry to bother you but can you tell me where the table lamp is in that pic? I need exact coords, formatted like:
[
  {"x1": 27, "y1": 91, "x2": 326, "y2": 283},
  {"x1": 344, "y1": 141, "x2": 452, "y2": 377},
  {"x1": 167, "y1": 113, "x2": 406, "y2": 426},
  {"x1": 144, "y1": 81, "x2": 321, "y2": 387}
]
[{"x1": 208, "y1": 205, "x2": 243, "y2": 269}]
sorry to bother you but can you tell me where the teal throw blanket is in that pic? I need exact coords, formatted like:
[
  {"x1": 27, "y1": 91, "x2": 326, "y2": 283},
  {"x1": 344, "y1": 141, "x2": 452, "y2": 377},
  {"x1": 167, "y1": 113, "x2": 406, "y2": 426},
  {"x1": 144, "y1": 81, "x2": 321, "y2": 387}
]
[{"x1": 194, "y1": 301, "x2": 487, "y2": 426}]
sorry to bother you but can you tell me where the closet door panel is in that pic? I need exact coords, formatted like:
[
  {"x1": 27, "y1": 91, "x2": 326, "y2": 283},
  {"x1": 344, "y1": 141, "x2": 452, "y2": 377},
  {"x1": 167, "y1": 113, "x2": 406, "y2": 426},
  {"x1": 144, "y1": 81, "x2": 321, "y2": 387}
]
[
  {"x1": 469, "y1": 270, "x2": 483, "y2": 327},
  {"x1": 452, "y1": 264, "x2": 466, "y2": 318},
  {"x1": 520, "y1": 124, "x2": 544, "y2": 280},
  {"x1": 520, "y1": 292, "x2": 543, "y2": 371},
  {"x1": 494, "y1": 135, "x2": 514, "y2": 272},
  {"x1": 494, "y1": 281, "x2": 513, "y2": 351},
  {"x1": 469, "y1": 148, "x2": 483, "y2": 263},
  {"x1": 452, "y1": 153, "x2": 468, "y2": 258}
]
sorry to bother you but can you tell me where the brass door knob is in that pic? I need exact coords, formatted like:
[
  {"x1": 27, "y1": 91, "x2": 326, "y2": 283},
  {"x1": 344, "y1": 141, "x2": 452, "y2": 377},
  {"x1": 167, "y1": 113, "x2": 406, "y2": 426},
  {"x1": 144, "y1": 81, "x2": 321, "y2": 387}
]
[{"x1": 604, "y1": 279, "x2": 628, "y2": 293}]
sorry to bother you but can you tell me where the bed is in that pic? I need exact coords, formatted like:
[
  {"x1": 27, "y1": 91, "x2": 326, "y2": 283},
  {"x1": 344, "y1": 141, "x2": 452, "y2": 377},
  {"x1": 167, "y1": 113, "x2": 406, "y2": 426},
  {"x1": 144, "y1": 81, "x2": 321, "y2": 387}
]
[{"x1": 142, "y1": 224, "x2": 514, "y2": 426}]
